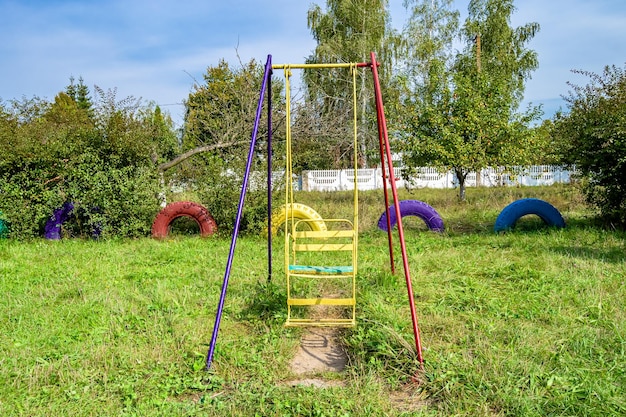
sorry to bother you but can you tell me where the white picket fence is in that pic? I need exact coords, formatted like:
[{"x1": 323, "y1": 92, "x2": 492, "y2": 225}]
[{"x1": 300, "y1": 165, "x2": 574, "y2": 192}]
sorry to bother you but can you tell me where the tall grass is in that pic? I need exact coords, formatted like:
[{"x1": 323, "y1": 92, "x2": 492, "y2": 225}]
[{"x1": 1, "y1": 185, "x2": 624, "y2": 416}]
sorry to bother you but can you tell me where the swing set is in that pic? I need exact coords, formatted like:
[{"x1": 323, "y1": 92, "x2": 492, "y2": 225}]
[{"x1": 205, "y1": 53, "x2": 424, "y2": 370}]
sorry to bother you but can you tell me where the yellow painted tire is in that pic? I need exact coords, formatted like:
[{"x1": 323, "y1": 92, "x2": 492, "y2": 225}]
[{"x1": 270, "y1": 203, "x2": 327, "y2": 236}]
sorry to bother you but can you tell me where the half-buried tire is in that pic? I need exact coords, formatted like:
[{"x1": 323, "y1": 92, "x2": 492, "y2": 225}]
[
  {"x1": 0, "y1": 210, "x2": 8, "y2": 238},
  {"x1": 270, "y1": 203, "x2": 327, "y2": 236},
  {"x1": 152, "y1": 201, "x2": 217, "y2": 238},
  {"x1": 494, "y1": 198, "x2": 565, "y2": 232},
  {"x1": 45, "y1": 202, "x2": 75, "y2": 240},
  {"x1": 378, "y1": 200, "x2": 444, "y2": 232}
]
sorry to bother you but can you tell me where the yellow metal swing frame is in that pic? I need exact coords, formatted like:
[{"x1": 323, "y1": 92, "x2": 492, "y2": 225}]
[{"x1": 272, "y1": 63, "x2": 360, "y2": 327}]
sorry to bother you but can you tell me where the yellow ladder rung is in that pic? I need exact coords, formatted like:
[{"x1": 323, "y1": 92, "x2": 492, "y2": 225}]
[
  {"x1": 285, "y1": 318, "x2": 356, "y2": 328},
  {"x1": 288, "y1": 274, "x2": 354, "y2": 279},
  {"x1": 288, "y1": 297, "x2": 355, "y2": 306},
  {"x1": 293, "y1": 243, "x2": 353, "y2": 251},
  {"x1": 294, "y1": 230, "x2": 354, "y2": 238}
]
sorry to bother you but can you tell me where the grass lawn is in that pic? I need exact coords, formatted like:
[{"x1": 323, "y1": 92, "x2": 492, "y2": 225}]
[{"x1": 1, "y1": 185, "x2": 625, "y2": 416}]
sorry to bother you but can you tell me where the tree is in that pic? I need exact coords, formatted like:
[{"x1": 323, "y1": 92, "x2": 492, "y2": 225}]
[
  {"x1": 553, "y1": 65, "x2": 626, "y2": 226},
  {"x1": 398, "y1": 0, "x2": 542, "y2": 200},
  {"x1": 183, "y1": 59, "x2": 273, "y2": 159},
  {"x1": 178, "y1": 59, "x2": 284, "y2": 172},
  {"x1": 303, "y1": 0, "x2": 400, "y2": 168},
  {"x1": 175, "y1": 58, "x2": 285, "y2": 233},
  {"x1": 65, "y1": 76, "x2": 93, "y2": 114},
  {"x1": 142, "y1": 105, "x2": 179, "y2": 165},
  {"x1": 396, "y1": 0, "x2": 459, "y2": 105}
]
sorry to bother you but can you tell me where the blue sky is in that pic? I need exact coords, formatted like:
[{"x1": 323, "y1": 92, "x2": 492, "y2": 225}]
[{"x1": 1, "y1": 0, "x2": 625, "y2": 127}]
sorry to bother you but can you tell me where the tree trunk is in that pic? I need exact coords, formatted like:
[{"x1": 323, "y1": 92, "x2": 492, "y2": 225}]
[{"x1": 455, "y1": 168, "x2": 467, "y2": 201}]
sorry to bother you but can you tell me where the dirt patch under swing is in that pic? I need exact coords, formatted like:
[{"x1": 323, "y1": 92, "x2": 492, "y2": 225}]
[
  {"x1": 290, "y1": 326, "x2": 347, "y2": 374},
  {"x1": 286, "y1": 326, "x2": 348, "y2": 388}
]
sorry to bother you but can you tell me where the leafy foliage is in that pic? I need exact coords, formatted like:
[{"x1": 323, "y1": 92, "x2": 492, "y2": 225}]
[
  {"x1": 0, "y1": 83, "x2": 174, "y2": 238},
  {"x1": 0, "y1": 60, "x2": 285, "y2": 238},
  {"x1": 175, "y1": 59, "x2": 284, "y2": 235},
  {"x1": 554, "y1": 64, "x2": 626, "y2": 226},
  {"x1": 302, "y1": 0, "x2": 400, "y2": 168},
  {"x1": 184, "y1": 60, "x2": 257, "y2": 155},
  {"x1": 397, "y1": 0, "x2": 544, "y2": 200}
]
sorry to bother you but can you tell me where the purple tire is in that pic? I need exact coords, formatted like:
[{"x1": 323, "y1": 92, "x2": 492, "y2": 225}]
[
  {"x1": 44, "y1": 203, "x2": 103, "y2": 239},
  {"x1": 378, "y1": 200, "x2": 444, "y2": 232},
  {"x1": 44, "y1": 202, "x2": 75, "y2": 240}
]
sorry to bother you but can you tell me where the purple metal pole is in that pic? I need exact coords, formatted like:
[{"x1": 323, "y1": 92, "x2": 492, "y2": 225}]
[
  {"x1": 267, "y1": 70, "x2": 273, "y2": 283},
  {"x1": 206, "y1": 54, "x2": 273, "y2": 370}
]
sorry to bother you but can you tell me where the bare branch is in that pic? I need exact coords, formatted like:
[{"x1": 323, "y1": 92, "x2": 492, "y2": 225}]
[{"x1": 157, "y1": 141, "x2": 247, "y2": 172}]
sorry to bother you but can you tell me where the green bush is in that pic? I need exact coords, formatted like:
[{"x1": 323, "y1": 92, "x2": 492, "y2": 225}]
[
  {"x1": 168, "y1": 153, "x2": 281, "y2": 237},
  {"x1": 0, "y1": 89, "x2": 172, "y2": 239},
  {"x1": 554, "y1": 65, "x2": 626, "y2": 227},
  {"x1": 0, "y1": 67, "x2": 282, "y2": 239}
]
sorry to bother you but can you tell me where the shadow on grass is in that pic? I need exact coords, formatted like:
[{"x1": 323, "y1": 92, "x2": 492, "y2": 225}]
[
  {"x1": 549, "y1": 217, "x2": 626, "y2": 264},
  {"x1": 237, "y1": 281, "x2": 288, "y2": 325},
  {"x1": 445, "y1": 211, "x2": 605, "y2": 236},
  {"x1": 496, "y1": 215, "x2": 626, "y2": 263},
  {"x1": 549, "y1": 244, "x2": 626, "y2": 263}
]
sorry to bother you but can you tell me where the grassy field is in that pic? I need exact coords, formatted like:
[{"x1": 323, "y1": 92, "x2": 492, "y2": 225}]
[{"x1": 1, "y1": 185, "x2": 625, "y2": 416}]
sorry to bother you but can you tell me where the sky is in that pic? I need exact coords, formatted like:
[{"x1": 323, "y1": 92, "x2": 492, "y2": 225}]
[{"x1": 1, "y1": 0, "x2": 625, "y2": 128}]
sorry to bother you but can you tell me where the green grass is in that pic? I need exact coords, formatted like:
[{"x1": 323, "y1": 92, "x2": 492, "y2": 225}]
[{"x1": 1, "y1": 185, "x2": 625, "y2": 416}]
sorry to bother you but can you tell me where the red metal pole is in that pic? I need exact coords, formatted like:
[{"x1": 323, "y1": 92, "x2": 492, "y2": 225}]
[
  {"x1": 374, "y1": 85, "x2": 395, "y2": 274},
  {"x1": 369, "y1": 52, "x2": 424, "y2": 366}
]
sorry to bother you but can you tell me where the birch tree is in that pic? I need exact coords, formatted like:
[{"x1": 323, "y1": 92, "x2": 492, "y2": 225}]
[{"x1": 301, "y1": 0, "x2": 400, "y2": 168}]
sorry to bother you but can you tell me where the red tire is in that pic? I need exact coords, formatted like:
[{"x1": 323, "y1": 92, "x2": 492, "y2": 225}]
[{"x1": 151, "y1": 201, "x2": 217, "y2": 238}]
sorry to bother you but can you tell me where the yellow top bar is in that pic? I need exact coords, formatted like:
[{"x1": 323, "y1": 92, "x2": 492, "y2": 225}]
[{"x1": 272, "y1": 63, "x2": 367, "y2": 70}]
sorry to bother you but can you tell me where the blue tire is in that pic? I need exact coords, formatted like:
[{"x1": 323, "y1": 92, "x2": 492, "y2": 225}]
[
  {"x1": 494, "y1": 198, "x2": 565, "y2": 232},
  {"x1": 0, "y1": 211, "x2": 8, "y2": 238},
  {"x1": 378, "y1": 200, "x2": 444, "y2": 232}
]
